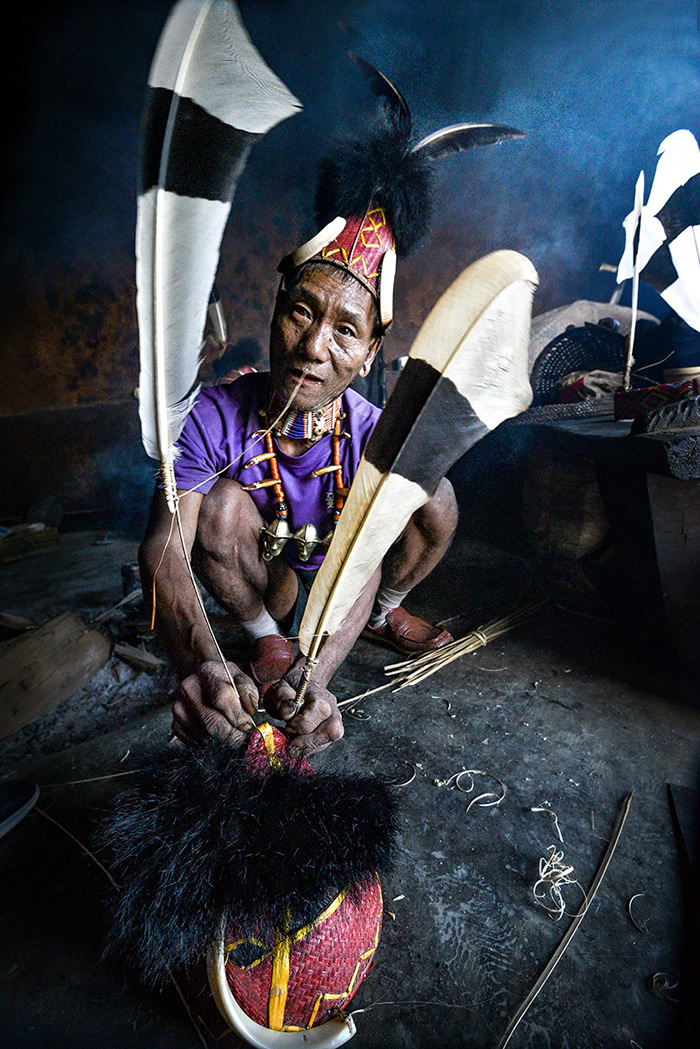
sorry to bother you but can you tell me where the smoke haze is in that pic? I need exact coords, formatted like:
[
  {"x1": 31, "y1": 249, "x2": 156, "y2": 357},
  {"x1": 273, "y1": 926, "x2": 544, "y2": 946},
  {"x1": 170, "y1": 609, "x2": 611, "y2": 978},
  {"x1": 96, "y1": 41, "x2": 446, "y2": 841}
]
[{"x1": 1, "y1": 0, "x2": 698, "y2": 402}]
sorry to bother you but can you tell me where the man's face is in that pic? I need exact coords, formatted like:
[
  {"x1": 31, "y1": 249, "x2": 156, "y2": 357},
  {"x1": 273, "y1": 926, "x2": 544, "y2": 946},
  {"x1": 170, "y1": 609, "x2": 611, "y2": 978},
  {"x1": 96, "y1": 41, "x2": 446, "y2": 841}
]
[{"x1": 269, "y1": 266, "x2": 380, "y2": 411}]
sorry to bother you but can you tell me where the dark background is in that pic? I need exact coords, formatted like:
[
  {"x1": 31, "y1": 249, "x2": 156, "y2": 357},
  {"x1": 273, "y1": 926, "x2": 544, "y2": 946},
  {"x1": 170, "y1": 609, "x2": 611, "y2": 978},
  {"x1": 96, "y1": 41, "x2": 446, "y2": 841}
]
[{"x1": 0, "y1": 0, "x2": 698, "y2": 528}]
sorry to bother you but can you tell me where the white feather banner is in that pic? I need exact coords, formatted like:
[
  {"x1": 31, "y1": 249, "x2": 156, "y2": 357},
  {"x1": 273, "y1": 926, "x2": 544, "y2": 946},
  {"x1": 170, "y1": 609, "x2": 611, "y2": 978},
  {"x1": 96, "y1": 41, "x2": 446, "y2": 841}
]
[
  {"x1": 617, "y1": 129, "x2": 700, "y2": 334},
  {"x1": 136, "y1": 0, "x2": 301, "y2": 508},
  {"x1": 622, "y1": 170, "x2": 645, "y2": 389}
]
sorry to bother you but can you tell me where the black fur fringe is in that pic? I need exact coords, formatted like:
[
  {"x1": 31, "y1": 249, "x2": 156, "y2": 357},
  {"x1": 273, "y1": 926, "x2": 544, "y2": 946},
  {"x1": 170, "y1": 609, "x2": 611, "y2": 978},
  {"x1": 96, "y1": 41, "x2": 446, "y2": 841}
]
[
  {"x1": 97, "y1": 738, "x2": 397, "y2": 986},
  {"x1": 314, "y1": 117, "x2": 433, "y2": 257}
]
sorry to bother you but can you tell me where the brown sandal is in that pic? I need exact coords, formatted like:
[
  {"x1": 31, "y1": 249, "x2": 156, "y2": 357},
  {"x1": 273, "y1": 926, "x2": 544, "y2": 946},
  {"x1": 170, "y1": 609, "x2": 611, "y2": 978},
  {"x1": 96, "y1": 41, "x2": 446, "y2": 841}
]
[
  {"x1": 362, "y1": 606, "x2": 453, "y2": 655},
  {"x1": 249, "y1": 634, "x2": 294, "y2": 699}
]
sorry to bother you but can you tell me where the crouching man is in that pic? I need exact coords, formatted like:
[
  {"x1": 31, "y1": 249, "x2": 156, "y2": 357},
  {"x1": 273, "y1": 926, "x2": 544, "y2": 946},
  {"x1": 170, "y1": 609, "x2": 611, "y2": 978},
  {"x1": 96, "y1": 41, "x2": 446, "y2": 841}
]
[{"x1": 140, "y1": 244, "x2": 457, "y2": 753}]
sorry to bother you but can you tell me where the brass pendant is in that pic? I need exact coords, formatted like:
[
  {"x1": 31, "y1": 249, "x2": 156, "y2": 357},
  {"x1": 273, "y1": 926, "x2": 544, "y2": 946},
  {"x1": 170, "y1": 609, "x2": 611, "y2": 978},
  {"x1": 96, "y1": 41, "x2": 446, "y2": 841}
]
[
  {"x1": 293, "y1": 522, "x2": 321, "y2": 563},
  {"x1": 261, "y1": 518, "x2": 337, "y2": 562},
  {"x1": 260, "y1": 517, "x2": 292, "y2": 562}
]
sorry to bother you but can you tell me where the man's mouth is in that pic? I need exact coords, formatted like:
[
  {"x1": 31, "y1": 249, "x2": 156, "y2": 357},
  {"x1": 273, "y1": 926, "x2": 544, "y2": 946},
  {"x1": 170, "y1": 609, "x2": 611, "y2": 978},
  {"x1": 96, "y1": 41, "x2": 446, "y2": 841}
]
[{"x1": 289, "y1": 367, "x2": 323, "y2": 386}]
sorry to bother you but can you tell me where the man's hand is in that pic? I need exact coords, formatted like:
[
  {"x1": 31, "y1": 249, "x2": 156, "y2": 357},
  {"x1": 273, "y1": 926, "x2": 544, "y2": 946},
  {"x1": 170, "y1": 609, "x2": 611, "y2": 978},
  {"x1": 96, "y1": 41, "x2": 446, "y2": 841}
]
[
  {"x1": 264, "y1": 670, "x2": 344, "y2": 754},
  {"x1": 171, "y1": 659, "x2": 259, "y2": 745}
]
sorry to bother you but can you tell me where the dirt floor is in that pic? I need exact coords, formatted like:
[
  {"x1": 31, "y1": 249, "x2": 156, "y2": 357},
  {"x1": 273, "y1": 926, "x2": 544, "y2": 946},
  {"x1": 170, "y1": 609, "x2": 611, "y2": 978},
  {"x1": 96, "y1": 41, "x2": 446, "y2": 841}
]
[{"x1": 1, "y1": 528, "x2": 699, "y2": 1049}]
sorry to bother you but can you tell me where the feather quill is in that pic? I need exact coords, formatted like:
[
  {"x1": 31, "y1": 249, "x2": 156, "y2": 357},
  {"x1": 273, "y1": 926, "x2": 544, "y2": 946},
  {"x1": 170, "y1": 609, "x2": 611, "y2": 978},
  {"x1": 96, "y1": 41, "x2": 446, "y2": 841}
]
[
  {"x1": 412, "y1": 122, "x2": 525, "y2": 160},
  {"x1": 298, "y1": 250, "x2": 537, "y2": 670},
  {"x1": 348, "y1": 52, "x2": 411, "y2": 136},
  {"x1": 136, "y1": 0, "x2": 301, "y2": 508}
]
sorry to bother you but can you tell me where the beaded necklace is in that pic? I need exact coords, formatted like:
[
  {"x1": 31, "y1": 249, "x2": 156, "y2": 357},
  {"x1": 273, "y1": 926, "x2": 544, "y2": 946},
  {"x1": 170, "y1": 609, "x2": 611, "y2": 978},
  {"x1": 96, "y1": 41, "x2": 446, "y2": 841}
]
[
  {"x1": 272, "y1": 399, "x2": 342, "y2": 440},
  {"x1": 241, "y1": 399, "x2": 349, "y2": 562}
]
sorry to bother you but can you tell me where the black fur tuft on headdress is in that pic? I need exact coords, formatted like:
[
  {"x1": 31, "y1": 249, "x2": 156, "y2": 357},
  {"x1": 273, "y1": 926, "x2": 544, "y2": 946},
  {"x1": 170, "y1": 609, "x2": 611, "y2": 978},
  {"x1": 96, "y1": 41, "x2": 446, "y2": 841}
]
[
  {"x1": 97, "y1": 737, "x2": 397, "y2": 987},
  {"x1": 312, "y1": 53, "x2": 525, "y2": 260},
  {"x1": 314, "y1": 117, "x2": 433, "y2": 257}
]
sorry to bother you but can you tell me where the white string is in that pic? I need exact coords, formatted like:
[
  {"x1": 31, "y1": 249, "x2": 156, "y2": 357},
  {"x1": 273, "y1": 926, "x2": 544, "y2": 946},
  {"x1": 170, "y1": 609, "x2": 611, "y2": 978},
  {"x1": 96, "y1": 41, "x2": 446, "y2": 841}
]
[
  {"x1": 531, "y1": 803, "x2": 564, "y2": 843},
  {"x1": 175, "y1": 370, "x2": 311, "y2": 503},
  {"x1": 496, "y1": 792, "x2": 633, "y2": 1049},
  {"x1": 174, "y1": 501, "x2": 238, "y2": 693},
  {"x1": 433, "y1": 768, "x2": 507, "y2": 810}
]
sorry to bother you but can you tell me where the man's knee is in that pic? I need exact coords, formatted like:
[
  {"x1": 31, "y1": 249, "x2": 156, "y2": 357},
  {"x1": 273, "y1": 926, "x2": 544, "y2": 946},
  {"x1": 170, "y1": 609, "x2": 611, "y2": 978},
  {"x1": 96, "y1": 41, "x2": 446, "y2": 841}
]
[
  {"x1": 195, "y1": 479, "x2": 262, "y2": 562},
  {"x1": 414, "y1": 477, "x2": 458, "y2": 547}
]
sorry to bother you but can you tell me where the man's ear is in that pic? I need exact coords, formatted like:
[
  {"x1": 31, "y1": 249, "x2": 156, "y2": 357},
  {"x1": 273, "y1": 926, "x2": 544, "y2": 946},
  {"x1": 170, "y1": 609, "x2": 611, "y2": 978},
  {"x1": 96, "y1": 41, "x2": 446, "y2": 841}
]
[{"x1": 359, "y1": 337, "x2": 383, "y2": 378}]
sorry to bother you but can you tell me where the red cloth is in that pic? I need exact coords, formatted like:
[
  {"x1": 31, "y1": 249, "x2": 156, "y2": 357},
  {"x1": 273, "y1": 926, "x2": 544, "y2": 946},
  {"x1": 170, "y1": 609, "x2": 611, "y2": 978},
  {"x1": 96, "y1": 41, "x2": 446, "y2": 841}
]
[{"x1": 613, "y1": 380, "x2": 697, "y2": 420}]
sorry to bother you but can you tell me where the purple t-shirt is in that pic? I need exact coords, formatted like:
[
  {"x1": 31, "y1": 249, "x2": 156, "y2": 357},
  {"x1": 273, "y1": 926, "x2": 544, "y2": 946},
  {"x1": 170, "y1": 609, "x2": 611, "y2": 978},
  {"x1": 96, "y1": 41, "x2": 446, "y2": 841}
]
[{"x1": 169, "y1": 373, "x2": 381, "y2": 571}]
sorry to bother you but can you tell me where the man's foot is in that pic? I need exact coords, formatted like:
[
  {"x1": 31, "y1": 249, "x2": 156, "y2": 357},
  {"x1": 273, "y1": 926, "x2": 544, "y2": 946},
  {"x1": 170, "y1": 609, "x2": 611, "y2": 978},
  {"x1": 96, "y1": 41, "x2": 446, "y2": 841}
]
[
  {"x1": 249, "y1": 635, "x2": 294, "y2": 700},
  {"x1": 362, "y1": 607, "x2": 453, "y2": 656}
]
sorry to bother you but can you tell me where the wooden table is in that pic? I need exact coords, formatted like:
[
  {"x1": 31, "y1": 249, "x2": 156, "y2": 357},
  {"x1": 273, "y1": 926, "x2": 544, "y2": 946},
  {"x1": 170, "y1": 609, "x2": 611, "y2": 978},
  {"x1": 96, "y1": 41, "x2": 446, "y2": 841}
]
[{"x1": 511, "y1": 408, "x2": 700, "y2": 671}]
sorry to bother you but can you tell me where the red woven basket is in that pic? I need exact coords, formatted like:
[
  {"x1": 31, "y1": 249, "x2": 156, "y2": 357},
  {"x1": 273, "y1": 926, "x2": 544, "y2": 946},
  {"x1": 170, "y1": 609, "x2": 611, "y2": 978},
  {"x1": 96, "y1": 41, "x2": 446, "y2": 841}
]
[{"x1": 207, "y1": 723, "x2": 384, "y2": 1047}]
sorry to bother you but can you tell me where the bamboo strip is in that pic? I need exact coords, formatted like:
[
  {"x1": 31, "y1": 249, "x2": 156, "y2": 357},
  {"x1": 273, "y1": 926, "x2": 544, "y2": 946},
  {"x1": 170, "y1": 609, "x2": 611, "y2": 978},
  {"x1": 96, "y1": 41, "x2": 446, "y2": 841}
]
[
  {"x1": 495, "y1": 792, "x2": 634, "y2": 1049},
  {"x1": 385, "y1": 601, "x2": 547, "y2": 690},
  {"x1": 339, "y1": 600, "x2": 548, "y2": 709}
]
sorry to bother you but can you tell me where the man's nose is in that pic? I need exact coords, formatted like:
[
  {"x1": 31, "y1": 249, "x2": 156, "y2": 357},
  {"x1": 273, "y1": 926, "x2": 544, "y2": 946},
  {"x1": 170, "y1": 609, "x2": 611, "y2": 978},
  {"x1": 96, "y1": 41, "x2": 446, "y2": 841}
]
[{"x1": 298, "y1": 321, "x2": 331, "y2": 362}]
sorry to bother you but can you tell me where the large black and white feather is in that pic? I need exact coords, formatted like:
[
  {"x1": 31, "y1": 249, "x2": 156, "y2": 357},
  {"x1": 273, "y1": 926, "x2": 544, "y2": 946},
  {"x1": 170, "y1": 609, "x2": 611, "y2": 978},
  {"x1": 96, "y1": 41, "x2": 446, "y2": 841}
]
[
  {"x1": 98, "y1": 736, "x2": 397, "y2": 986},
  {"x1": 299, "y1": 250, "x2": 538, "y2": 661},
  {"x1": 137, "y1": 0, "x2": 301, "y2": 508}
]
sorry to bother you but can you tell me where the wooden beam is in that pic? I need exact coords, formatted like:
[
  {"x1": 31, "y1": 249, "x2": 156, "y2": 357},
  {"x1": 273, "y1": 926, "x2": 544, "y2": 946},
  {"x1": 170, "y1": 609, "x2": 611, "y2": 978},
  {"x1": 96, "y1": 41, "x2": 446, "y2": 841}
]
[
  {"x1": 113, "y1": 643, "x2": 165, "y2": 674},
  {"x1": 0, "y1": 612, "x2": 111, "y2": 740}
]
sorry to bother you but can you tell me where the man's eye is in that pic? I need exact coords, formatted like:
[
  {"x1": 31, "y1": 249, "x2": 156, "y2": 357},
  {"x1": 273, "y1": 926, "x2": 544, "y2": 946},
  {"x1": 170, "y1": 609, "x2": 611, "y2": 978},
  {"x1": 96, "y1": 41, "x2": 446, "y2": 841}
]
[
  {"x1": 337, "y1": 325, "x2": 355, "y2": 338},
  {"x1": 291, "y1": 304, "x2": 311, "y2": 320}
]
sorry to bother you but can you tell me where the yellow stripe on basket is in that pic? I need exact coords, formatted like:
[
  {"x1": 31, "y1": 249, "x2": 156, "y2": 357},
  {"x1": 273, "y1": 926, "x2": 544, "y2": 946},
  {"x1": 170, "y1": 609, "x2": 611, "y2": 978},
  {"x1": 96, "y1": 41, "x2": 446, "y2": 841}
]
[
  {"x1": 308, "y1": 991, "x2": 346, "y2": 1029},
  {"x1": 268, "y1": 933, "x2": 291, "y2": 1031},
  {"x1": 304, "y1": 878, "x2": 383, "y2": 1029},
  {"x1": 275, "y1": 888, "x2": 348, "y2": 1031},
  {"x1": 223, "y1": 937, "x2": 270, "y2": 972},
  {"x1": 291, "y1": 887, "x2": 347, "y2": 944},
  {"x1": 256, "y1": 722, "x2": 283, "y2": 771}
]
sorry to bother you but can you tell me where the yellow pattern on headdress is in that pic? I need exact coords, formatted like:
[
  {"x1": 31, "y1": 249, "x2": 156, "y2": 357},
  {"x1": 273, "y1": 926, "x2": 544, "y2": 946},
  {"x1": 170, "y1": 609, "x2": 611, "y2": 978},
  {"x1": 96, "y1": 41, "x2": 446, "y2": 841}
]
[
  {"x1": 359, "y1": 207, "x2": 387, "y2": 248},
  {"x1": 319, "y1": 207, "x2": 394, "y2": 281}
]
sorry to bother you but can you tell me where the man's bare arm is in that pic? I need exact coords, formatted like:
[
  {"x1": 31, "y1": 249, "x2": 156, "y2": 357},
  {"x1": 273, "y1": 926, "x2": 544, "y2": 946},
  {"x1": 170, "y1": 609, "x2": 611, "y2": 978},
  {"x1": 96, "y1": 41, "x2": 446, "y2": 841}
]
[
  {"x1": 138, "y1": 489, "x2": 258, "y2": 741},
  {"x1": 139, "y1": 489, "x2": 217, "y2": 677}
]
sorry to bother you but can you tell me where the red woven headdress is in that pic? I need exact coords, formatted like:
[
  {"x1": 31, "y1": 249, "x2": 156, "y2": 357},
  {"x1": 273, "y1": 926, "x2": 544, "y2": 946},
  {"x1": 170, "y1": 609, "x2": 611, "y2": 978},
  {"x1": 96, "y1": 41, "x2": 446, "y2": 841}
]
[{"x1": 207, "y1": 724, "x2": 384, "y2": 1043}]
